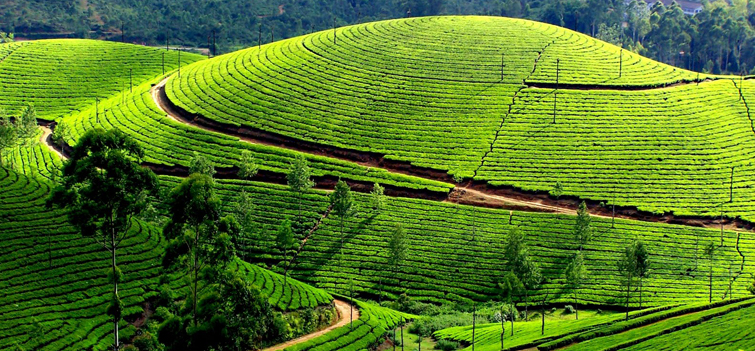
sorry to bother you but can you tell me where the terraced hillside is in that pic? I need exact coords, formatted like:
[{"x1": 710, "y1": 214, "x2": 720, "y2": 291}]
[
  {"x1": 0, "y1": 167, "x2": 337, "y2": 350},
  {"x1": 163, "y1": 16, "x2": 755, "y2": 221},
  {"x1": 197, "y1": 177, "x2": 755, "y2": 307},
  {"x1": 0, "y1": 167, "x2": 164, "y2": 350},
  {"x1": 434, "y1": 298, "x2": 755, "y2": 351},
  {"x1": 61, "y1": 78, "x2": 452, "y2": 193},
  {"x1": 0, "y1": 39, "x2": 204, "y2": 119}
]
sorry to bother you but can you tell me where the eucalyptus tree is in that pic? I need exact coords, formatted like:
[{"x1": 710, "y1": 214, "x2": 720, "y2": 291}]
[{"x1": 47, "y1": 128, "x2": 158, "y2": 351}]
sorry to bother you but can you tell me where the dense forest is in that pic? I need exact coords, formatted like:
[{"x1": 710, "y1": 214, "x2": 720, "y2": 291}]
[{"x1": 1, "y1": 0, "x2": 754, "y2": 74}]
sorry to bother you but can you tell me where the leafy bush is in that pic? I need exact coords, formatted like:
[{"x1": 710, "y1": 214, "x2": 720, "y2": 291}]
[
  {"x1": 564, "y1": 305, "x2": 576, "y2": 314},
  {"x1": 435, "y1": 339, "x2": 459, "y2": 351}
]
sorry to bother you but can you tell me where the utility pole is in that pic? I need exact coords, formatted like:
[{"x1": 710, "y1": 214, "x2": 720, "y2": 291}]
[
  {"x1": 178, "y1": 48, "x2": 181, "y2": 78},
  {"x1": 720, "y1": 206, "x2": 724, "y2": 246},
  {"x1": 401, "y1": 316, "x2": 404, "y2": 351},
  {"x1": 162, "y1": 51, "x2": 165, "y2": 75},
  {"x1": 472, "y1": 304, "x2": 476, "y2": 351},
  {"x1": 271, "y1": 26, "x2": 275, "y2": 43},
  {"x1": 619, "y1": 47, "x2": 623, "y2": 78},
  {"x1": 95, "y1": 98, "x2": 100, "y2": 125},
  {"x1": 553, "y1": 58, "x2": 559, "y2": 124},
  {"x1": 212, "y1": 29, "x2": 216, "y2": 56},
  {"x1": 258, "y1": 25, "x2": 262, "y2": 50},
  {"x1": 333, "y1": 18, "x2": 337, "y2": 44},
  {"x1": 501, "y1": 53, "x2": 505, "y2": 81},
  {"x1": 129, "y1": 68, "x2": 132, "y2": 93},
  {"x1": 730, "y1": 166, "x2": 735, "y2": 203},
  {"x1": 500, "y1": 304, "x2": 505, "y2": 351}
]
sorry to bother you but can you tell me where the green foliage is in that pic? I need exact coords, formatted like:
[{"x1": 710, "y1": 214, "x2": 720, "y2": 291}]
[
  {"x1": 435, "y1": 339, "x2": 459, "y2": 351},
  {"x1": 45, "y1": 128, "x2": 158, "y2": 350},
  {"x1": 549, "y1": 181, "x2": 564, "y2": 199},
  {"x1": 749, "y1": 275, "x2": 755, "y2": 295},
  {"x1": 0, "y1": 167, "x2": 164, "y2": 350},
  {"x1": 574, "y1": 201, "x2": 592, "y2": 250},
  {"x1": 237, "y1": 150, "x2": 259, "y2": 179},
  {"x1": 0, "y1": 40, "x2": 204, "y2": 119},
  {"x1": 156, "y1": 270, "x2": 285, "y2": 351},
  {"x1": 189, "y1": 152, "x2": 216, "y2": 177},
  {"x1": 370, "y1": 182, "x2": 386, "y2": 213},
  {"x1": 330, "y1": 180, "x2": 356, "y2": 253},
  {"x1": 388, "y1": 224, "x2": 409, "y2": 273},
  {"x1": 51, "y1": 121, "x2": 71, "y2": 149}
]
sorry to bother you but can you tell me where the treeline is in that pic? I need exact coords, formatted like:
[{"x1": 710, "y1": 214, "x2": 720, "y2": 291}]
[{"x1": 2, "y1": 0, "x2": 755, "y2": 73}]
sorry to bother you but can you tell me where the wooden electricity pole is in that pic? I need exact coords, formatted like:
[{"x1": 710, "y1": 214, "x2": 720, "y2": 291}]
[{"x1": 553, "y1": 58, "x2": 559, "y2": 124}]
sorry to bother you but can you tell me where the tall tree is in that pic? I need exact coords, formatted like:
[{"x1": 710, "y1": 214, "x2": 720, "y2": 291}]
[
  {"x1": 163, "y1": 172, "x2": 238, "y2": 327},
  {"x1": 287, "y1": 154, "x2": 315, "y2": 233},
  {"x1": 388, "y1": 224, "x2": 409, "y2": 291},
  {"x1": 47, "y1": 128, "x2": 158, "y2": 351},
  {"x1": 574, "y1": 201, "x2": 593, "y2": 251},
  {"x1": 564, "y1": 250, "x2": 587, "y2": 320},
  {"x1": 498, "y1": 271, "x2": 523, "y2": 336},
  {"x1": 233, "y1": 190, "x2": 256, "y2": 260},
  {"x1": 618, "y1": 240, "x2": 639, "y2": 321},
  {"x1": 703, "y1": 241, "x2": 717, "y2": 303},
  {"x1": 371, "y1": 182, "x2": 386, "y2": 213},
  {"x1": 0, "y1": 105, "x2": 37, "y2": 166},
  {"x1": 634, "y1": 240, "x2": 650, "y2": 309},
  {"x1": 276, "y1": 219, "x2": 295, "y2": 289},
  {"x1": 504, "y1": 227, "x2": 541, "y2": 320},
  {"x1": 330, "y1": 180, "x2": 356, "y2": 253}
]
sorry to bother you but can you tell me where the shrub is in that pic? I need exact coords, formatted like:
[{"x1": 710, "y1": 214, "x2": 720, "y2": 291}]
[
  {"x1": 564, "y1": 305, "x2": 576, "y2": 314},
  {"x1": 435, "y1": 339, "x2": 460, "y2": 351}
]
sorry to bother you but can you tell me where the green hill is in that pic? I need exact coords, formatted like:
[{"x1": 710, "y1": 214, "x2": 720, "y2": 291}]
[
  {"x1": 0, "y1": 167, "x2": 335, "y2": 350},
  {"x1": 164, "y1": 16, "x2": 755, "y2": 220},
  {"x1": 202, "y1": 177, "x2": 754, "y2": 307},
  {"x1": 0, "y1": 39, "x2": 204, "y2": 119}
]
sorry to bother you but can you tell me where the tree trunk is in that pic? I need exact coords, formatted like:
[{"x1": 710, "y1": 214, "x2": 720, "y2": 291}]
[
  {"x1": 112, "y1": 230, "x2": 119, "y2": 351},
  {"x1": 574, "y1": 289, "x2": 579, "y2": 320},
  {"x1": 193, "y1": 226, "x2": 199, "y2": 327},
  {"x1": 510, "y1": 302, "x2": 514, "y2": 336},
  {"x1": 501, "y1": 305, "x2": 505, "y2": 350},
  {"x1": 709, "y1": 259, "x2": 713, "y2": 303},
  {"x1": 524, "y1": 290, "x2": 528, "y2": 321},
  {"x1": 541, "y1": 298, "x2": 545, "y2": 335},
  {"x1": 283, "y1": 251, "x2": 287, "y2": 295},
  {"x1": 639, "y1": 278, "x2": 643, "y2": 309},
  {"x1": 625, "y1": 273, "x2": 632, "y2": 321}
]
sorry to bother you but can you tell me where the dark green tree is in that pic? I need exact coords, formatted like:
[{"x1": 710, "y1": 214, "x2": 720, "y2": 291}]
[
  {"x1": 388, "y1": 224, "x2": 409, "y2": 290},
  {"x1": 564, "y1": 250, "x2": 587, "y2": 320},
  {"x1": 703, "y1": 241, "x2": 717, "y2": 303},
  {"x1": 634, "y1": 240, "x2": 650, "y2": 308},
  {"x1": 233, "y1": 190, "x2": 256, "y2": 260},
  {"x1": 47, "y1": 128, "x2": 158, "y2": 351},
  {"x1": 276, "y1": 219, "x2": 295, "y2": 289},
  {"x1": 503, "y1": 227, "x2": 541, "y2": 320},
  {"x1": 371, "y1": 182, "x2": 386, "y2": 213},
  {"x1": 189, "y1": 152, "x2": 216, "y2": 177},
  {"x1": 287, "y1": 154, "x2": 315, "y2": 232},
  {"x1": 330, "y1": 180, "x2": 356, "y2": 254},
  {"x1": 162, "y1": 172, "x2": 237, "y2": 326},
  {"x1": 498, "y1": 271, "x2": 524, "y2": 336},
  {"x1": 574, "y1": 201, "x2": 593, "y2": 251}
]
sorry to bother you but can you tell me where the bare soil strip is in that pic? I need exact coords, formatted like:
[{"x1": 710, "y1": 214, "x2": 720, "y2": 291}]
[{"x1": 261, "y1": 299, "x2": 359, "y2": 351}]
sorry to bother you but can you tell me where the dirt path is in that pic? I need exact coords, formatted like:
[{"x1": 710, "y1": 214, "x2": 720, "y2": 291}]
[
  {"x1": 40, "y1": 126, "x2": 67, "y2": 160},
  {"x1": 261, "y1": 299, "x2": 359, "y2": 351}
]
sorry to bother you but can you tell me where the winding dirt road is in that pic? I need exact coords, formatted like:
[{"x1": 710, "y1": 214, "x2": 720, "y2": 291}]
[{"x1": 261, "y1": 299, "x2": 359, "y2": 351}]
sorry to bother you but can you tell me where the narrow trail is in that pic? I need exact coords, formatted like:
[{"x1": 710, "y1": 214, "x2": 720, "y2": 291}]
[
  {"x1": 288, "y1": 204, "x2": 333, "y2": 274},
  {"x1": 261, "y1": 299, "x2": 359, "y2": 351},
  {"x1": 40, "y1": 126, "x2": 66, "y2": 160}
]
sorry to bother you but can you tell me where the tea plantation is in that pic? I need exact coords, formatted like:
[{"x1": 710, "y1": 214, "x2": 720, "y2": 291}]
[
  {"x1": 1, "y1": 14, "x2": 754, "y2": 351},
  {"x1": 164, "y1": 16, "x2": 755, "y2": 220}
]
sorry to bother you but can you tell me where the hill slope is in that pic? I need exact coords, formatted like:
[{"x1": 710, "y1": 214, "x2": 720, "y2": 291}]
[
  {"x1": 0, "y1": 39, "x2": 204, "y2": 119},
  {"x1": 163, "y1": 16, "x2": 755, "y2": 220}
]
